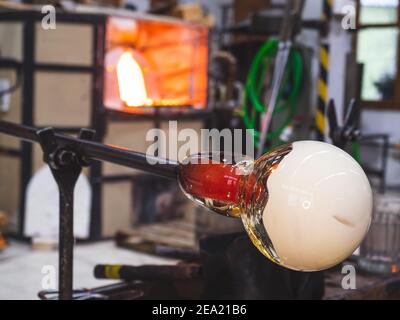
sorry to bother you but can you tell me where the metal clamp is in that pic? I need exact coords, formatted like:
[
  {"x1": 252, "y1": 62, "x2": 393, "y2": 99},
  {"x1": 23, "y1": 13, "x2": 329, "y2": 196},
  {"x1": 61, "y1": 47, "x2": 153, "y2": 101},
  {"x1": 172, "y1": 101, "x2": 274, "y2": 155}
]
[{"x1": 36, "y1": 127, "x2": 95, "y2": 300}]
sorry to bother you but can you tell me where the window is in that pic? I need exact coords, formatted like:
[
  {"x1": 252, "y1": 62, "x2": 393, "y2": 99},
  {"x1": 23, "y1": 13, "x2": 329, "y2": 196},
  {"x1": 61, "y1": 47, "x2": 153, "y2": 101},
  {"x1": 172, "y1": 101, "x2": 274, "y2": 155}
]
[{"x1": 356, "y1": 0, "x2": 400, "y2": 109}]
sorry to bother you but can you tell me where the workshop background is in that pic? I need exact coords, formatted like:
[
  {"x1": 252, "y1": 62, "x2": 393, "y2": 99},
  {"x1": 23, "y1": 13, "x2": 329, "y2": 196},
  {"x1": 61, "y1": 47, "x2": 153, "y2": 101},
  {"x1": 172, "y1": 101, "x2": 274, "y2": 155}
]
[{"x1": 0, "y1": 0, "x2": 400, "y2": 300}]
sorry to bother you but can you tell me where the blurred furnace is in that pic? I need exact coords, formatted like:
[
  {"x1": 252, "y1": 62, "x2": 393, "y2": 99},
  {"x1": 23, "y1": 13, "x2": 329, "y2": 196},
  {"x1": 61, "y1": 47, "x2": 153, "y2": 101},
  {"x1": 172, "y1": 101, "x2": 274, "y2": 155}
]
[{"x1": 0, "y1": 6, "x2": 210, "y2": 239}]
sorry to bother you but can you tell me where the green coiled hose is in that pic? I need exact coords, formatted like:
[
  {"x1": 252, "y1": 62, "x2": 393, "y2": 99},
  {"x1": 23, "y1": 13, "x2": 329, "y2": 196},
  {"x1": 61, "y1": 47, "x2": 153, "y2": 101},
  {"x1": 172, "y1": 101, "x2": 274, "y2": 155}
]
[{"x1": 241, "y1": 38, "x2": 303, "y2": 152}]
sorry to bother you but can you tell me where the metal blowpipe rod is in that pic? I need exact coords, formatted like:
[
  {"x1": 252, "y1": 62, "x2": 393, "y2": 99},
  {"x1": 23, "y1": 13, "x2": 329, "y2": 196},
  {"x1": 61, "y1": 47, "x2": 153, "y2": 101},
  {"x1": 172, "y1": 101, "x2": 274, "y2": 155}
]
[{"x1": 0, "y1": 120, "x2": 178, "y2": 179}]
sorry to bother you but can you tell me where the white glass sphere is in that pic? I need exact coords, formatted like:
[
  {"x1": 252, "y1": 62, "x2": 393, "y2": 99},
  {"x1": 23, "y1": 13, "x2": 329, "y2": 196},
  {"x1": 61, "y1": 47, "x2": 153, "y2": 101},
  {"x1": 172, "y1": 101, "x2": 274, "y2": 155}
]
[
  {"x1": 263, "y1": 141, "x2": 373, "y2": 271},
  {"x1": 178, "y1": 141, "x2": 373, "y2": 271}
]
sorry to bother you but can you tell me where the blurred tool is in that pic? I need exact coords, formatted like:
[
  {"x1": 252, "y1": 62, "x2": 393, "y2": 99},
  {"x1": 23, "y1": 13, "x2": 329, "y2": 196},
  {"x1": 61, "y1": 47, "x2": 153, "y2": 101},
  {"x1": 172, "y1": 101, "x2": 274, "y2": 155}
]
[
  {"x1": 256, "y1": 0, "x2": 305, "y2": 157},
  {"x1": 94, "y1": 263, "x2": 201, "y2": 281},
  {"x1": 327, "y1": 99, "x2": 362, "y2": 164},
  {"x1": 328, "y1": 99, "x2": 390, "y2": 192},
  {"x1": 327, "y1": 100, "x2": 391, "y2": 192},
  {"x1": 327, "y1": 99, "x2": 361, "y2": 150},
  {"x1": 241, "y1": 39, "x2": 302, "y2": 153}
]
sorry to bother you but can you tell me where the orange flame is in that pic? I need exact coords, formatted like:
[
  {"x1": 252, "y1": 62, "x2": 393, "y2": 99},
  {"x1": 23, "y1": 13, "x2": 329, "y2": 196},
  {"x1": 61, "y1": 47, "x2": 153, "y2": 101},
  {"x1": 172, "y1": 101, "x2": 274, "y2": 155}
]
[{"x1": 116, "y1": 51, "x2": 152, "y2": 107}]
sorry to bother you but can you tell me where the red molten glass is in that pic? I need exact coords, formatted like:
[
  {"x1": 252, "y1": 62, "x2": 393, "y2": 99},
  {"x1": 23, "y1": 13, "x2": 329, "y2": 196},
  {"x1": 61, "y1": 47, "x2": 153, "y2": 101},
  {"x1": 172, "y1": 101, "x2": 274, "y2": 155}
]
[
  {"x1": 178, "y1": 162, "x2": 241, "y2": 204},
  {"x1": 177, "y1": 154, "x2": 266, "y2": 217}
]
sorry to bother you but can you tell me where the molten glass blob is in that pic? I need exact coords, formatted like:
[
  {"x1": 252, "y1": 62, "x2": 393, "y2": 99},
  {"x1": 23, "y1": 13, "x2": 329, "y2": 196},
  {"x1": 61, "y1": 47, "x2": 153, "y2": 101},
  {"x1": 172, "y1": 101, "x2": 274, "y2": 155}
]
[{"x1": 178, "y1": 141, "x2": 373, "y2": 271}]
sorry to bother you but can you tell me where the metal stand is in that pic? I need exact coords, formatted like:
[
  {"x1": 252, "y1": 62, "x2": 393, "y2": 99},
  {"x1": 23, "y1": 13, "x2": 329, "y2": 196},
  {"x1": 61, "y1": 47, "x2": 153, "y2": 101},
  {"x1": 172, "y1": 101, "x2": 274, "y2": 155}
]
[
  {"x1": 0, "y1": 119, "x2": 179, "y2": 299},
  {"x1": 37, "y1": 127, "x2": 95, "y2": 300}
]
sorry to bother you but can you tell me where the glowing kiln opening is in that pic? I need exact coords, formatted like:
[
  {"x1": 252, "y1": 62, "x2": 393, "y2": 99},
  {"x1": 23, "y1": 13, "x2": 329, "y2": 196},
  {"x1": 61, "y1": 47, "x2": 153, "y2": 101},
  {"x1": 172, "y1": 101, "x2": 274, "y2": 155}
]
[
  {"x1": 116, "y1": 51, "x2": 152, "y2": 107},
  {"x1": 104, "y1": 16, "x2": 209, "y2": 112}
]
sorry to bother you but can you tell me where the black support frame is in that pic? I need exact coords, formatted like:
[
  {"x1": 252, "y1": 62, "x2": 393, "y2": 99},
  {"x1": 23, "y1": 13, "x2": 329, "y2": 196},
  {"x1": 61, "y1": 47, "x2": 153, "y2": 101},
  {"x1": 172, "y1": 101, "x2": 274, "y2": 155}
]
[{"x1": 0, "y1": 11, "x2": 107, "y2": 239}]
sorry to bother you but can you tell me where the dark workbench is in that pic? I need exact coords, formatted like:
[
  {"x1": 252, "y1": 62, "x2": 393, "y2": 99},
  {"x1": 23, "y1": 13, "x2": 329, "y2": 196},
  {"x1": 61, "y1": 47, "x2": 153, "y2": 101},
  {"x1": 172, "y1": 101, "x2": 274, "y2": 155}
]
[{"x1": 324, "y1": 264, "x2": 400, "y2": 300}]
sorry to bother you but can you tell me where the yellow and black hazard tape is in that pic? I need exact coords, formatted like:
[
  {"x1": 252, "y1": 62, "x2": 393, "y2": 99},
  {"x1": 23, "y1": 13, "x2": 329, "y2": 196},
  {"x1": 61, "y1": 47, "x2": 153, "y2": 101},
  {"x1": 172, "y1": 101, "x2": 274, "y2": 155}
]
[
  {"x1": 316, "y1": 0, "x2": 333, "y2": 141},
  {"x1": 94, "y1": 264, "x2": 122, "y2": 279},
  {"x1": 316, "y1": 43, "x2": 330, "y2": 141}
]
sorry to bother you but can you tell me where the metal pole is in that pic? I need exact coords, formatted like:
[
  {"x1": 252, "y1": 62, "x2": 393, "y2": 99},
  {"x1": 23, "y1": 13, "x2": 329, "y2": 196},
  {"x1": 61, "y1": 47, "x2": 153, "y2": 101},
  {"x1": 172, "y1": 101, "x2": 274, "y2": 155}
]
[
  {"x1": 37, "y1": 128, "x2": 85, "y2": 300},
  {"x1": 58, "y1": 187, "x2": 74, "y2": 300},
  {"x1": 256, "y1": 0, "x2": 305, "y2": 157},
  {"x1": 0, "y1": 120, "x2": 178, "y2": 180}
]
